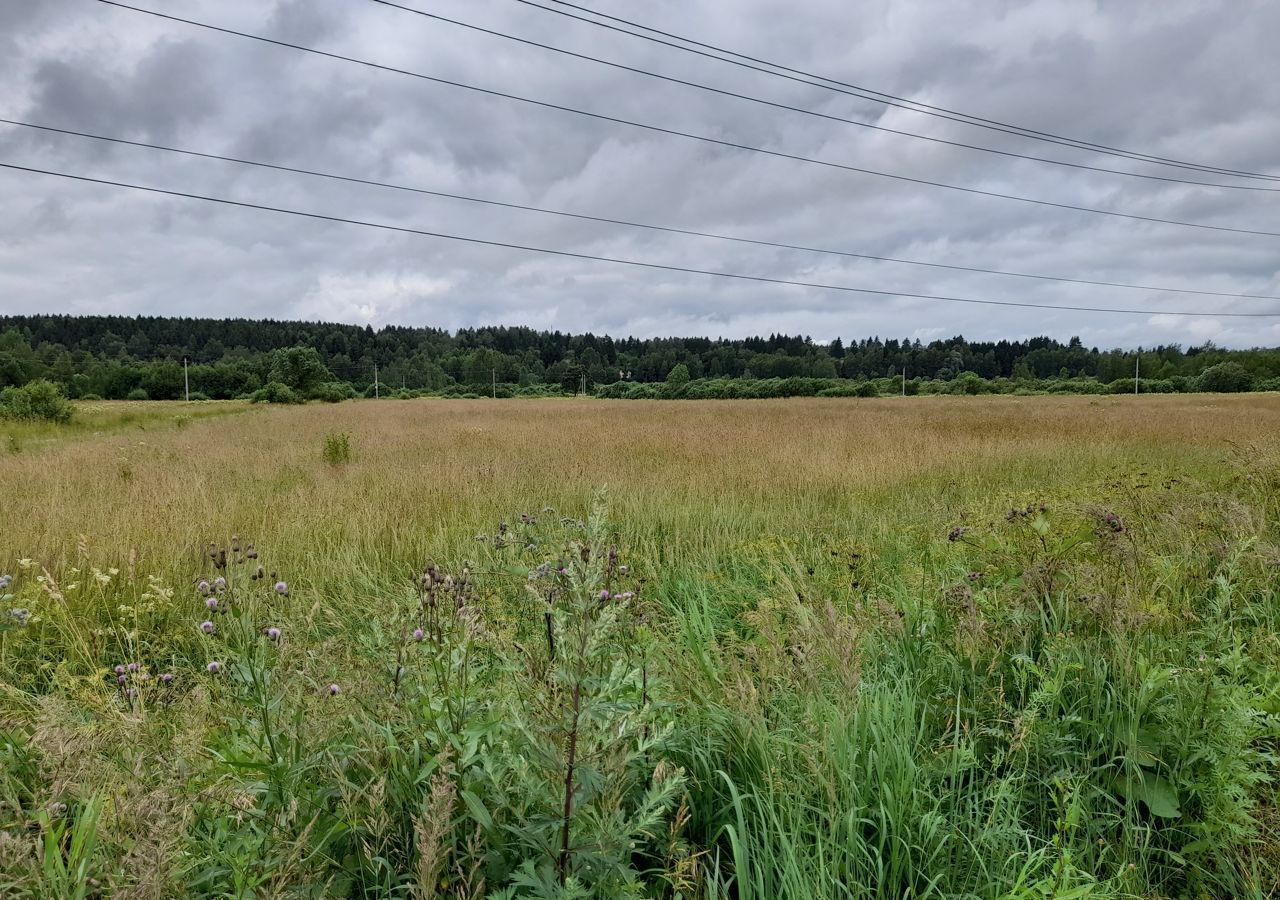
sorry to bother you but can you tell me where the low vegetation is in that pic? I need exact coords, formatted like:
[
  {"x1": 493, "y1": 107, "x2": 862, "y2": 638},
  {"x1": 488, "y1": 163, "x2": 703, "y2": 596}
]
[{"x1": 1, "y1": 395, "x2": 1279, "y2": 897}]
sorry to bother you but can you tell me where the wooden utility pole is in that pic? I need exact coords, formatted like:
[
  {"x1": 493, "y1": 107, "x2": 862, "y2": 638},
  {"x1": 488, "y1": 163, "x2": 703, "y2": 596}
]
[
  {"x1": 1134, "y1": 354, "x2": 1139, "y2": 395},
  {"x1": 492, "y1": 367, "x2": 496, "y2": 399},
  {"x1": 901, "y1": 367, "x2": 906, "y2": 397},
  {"x1": 182, "y1": 355, "x2": 190, "y2": 402},
  {"x1": 374, "y1": 364, "x2": 379, "y2": 399}
]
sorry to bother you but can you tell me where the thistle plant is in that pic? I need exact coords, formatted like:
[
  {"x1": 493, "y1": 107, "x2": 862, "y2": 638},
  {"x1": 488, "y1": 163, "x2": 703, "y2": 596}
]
[{"x1": 490, "y1": 497, "x2": 685, "y2": 896}]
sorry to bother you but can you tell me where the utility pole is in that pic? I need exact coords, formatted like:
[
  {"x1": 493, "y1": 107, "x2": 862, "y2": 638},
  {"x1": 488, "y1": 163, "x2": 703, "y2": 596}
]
[
  {"x1": 182, "y1": 355, "x2": 190, "y2": 402},
  {"x1": 492, "y1": 367, "x2": 496, "y2": 399},
  {"x1": 901, "y1": 367, "x2": 906, "y2": 397},
  {"x1": 374, "y1": 363, "x2": 379, "y2": 399},
  {"x1": 1134, "y1": 353, "x2": 1139, "y2": 395}
]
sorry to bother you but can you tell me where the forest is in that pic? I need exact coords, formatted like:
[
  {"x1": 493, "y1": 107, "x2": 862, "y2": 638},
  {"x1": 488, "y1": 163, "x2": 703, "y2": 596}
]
[{"x1": 1, "y1": 314, "x2": 1277, "y2": 400}]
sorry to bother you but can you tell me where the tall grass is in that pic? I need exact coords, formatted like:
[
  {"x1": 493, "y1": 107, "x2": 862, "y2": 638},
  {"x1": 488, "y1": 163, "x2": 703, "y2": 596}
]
[{"x1": 1, "y1": 396, "x2": 1278, "y2": 896}]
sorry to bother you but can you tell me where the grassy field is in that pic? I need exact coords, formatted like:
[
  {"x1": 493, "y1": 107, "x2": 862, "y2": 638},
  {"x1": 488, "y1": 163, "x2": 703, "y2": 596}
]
[
  {"x1": 2, "y1": 395, "x2": 1279, "y2": 897},
  {"x1": 0, "y1": 399, "x2": 250, "y2": 456}
]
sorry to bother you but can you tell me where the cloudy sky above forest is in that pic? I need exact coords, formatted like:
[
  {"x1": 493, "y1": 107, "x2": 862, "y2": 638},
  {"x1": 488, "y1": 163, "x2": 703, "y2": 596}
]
[{"x1": 2, "y1": 0, "x2": 1279, "y2": 348}]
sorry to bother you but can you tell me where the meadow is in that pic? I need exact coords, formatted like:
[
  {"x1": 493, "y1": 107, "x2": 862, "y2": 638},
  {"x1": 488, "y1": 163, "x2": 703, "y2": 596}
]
[{"x1": 2, "y1": 395, "x2": 1279, "y2": 898}]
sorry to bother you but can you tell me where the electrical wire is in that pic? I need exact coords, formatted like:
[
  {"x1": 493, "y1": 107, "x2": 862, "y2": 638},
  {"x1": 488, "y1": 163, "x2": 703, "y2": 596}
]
[
  {"x1": 366, "y1": 0, "x2": 1280, "y2": 192},
  {"x1": 6, "y1": 116, "x2": 1278, "y2": 303},
  {"x1": 516, "y1": 0, "x2": 1280, "y2": 183},
  {"x1": 94, "y1": 1, "x2": 1280, "y2": 239},
  {"x1": 4, "y1": 159, "x2": 1279, "y2": 318}
]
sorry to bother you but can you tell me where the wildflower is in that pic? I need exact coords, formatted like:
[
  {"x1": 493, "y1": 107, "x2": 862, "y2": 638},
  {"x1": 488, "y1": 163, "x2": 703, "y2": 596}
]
[
  {"x1": 160, "y1": 672, "x2": 174, "y2": 683},
  {"x1": 274, "y1": 581, "x2": 288, "y2": 596},
  {"x1": 197, "y1": 579, "x2": 211, "y2": 595},
  {"x1": 127, "y1": 662, "x2": 139, "y2": 672},
  {"x1": 8, "y1": 608, "x2": 29, "y2": 626},
  {"x1": 206, "y1": 597, "x2": 218, "y2": 610},
  {"x1": 200, "y1": 620, "x2": 215, "y2": 634},
  {"x1": 948, "y1": 526, "x2": 968, "y2": 542},
  {"x1": 599, "y1": 589, "x2": 611, "y2": 601},
  {"x1": 0, "y1": 574, "x2": 11, "y2": 590},
  {"x1": 207, "y1": 661, "x2": 221, "y2": 674},
  {"x1": 213, "y1": 577, "x2": 227, "y2": 592},
  {"x1": 114, "y1": 664, "x2": 127, "y2": 675},
  {"x1": 265, "y1": 626, "x2": 281, "y2": 641},
  {"x1": 327, "y1": 683, "x2": 341, "y2": 696},
  {"x1": 117, "y1": 674, "x2": 127, "y2": 685},
  {"x1": 125, "y1": 688, "x2": 136, "y2": 699},
  {"x1": 413, "y1": 628, "x2": 425, "y2": 641}
]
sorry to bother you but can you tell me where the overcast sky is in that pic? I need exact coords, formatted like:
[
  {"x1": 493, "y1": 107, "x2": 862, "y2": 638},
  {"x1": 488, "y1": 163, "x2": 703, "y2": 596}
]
[{"x1": 2, "y1": 0, "x2": 1279, "y2": 348}]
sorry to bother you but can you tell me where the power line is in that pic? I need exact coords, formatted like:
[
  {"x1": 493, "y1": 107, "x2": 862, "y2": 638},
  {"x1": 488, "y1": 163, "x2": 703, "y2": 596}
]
[
  {"x1": 517, "y1": 0, "x2": 1280, "y2": 184},
  {"x1": 367, "y1": 0, "x2": 1279, "y2": 193},
  {"x1": 96, "y1": 1, "x2": 1280, "y2": 240},
  {"x1": 4, "y1": 159, "x2": 1279, "y2": 318},
  {"x1": 7, "y1": 117, "x2": 1280, "y2": 304}
]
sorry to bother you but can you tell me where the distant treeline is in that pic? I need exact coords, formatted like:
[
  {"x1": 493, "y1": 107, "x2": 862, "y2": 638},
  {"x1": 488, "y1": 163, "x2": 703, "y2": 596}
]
[{"x1": 0, "y1": 314, "x2": 1278, "y2": 400}]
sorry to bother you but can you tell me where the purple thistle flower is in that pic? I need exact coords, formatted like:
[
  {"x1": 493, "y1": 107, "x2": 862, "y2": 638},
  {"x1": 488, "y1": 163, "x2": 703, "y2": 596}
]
[
  {"x1": 0, "y1": 575, "x2": 11, "y2": 590},
  {"x1": 125, "y1": 688, "x2": 136, "y2": 699},
  {"x1": 207, "y1": 661, "x2": 221, "y2": 674},
  {"x1": 117, "y1": 674, "x2": 127, "y2": 685},
  {"x1": 265, "y1": 626, "x2": 281, "y2": 641},
  {"x1": 198, "y1": 579, "x2": 211, "y2": 595},
  {"x1": 599, "y1": 589, "x2": 611, "y2": 601},
  {"x1": 127, "y1": 662, "x2": 139, "y2": 672},
  {"x1": 213, "y1": 576, "x2": 227, "y2": 592},
  {"x1": 274, "y1": 581, "x2": 289, "y2": 596},
  {"x1": 160, "y1": 672, "x2": 174, "y2": 683},
  {"x1": 327, "y1": 683, "x2": 341, "y2": 696},
  {"x1": 200, "y1": 620, "x2": 215, "y2": 634},
  {"x1": 114, "y1": 664, "x2": 127, "y2": 676},
  {"x1": 206, "y1": 597, "x2": 219, "y2": 610},
  {"x1": 948, "y1": 526, "x2": 968, "y2": 542},
  {"x1": 413, "y1": 628, "x2": 425, "y2": 641}
]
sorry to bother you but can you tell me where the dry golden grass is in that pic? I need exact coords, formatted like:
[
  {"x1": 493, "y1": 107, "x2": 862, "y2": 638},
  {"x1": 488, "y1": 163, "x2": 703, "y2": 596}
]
[
  {"x1": 1, "y1": 394, "x2": 1277, "y2": 573},
  {"x1": 4, "y1": 394, "x2": 1280, "y2": 897}
]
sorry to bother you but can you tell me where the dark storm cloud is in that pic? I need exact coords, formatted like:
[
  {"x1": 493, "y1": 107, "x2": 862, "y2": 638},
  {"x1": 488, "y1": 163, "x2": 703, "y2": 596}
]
[{"x1": 1, "y1": 0, "x2": 1278, "y2": 348}]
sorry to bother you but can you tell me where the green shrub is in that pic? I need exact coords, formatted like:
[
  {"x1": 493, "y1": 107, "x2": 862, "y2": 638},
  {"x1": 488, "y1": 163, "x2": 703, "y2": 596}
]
[
  {"x1": 322, "y1": 431, "x2": 353, "y2": 465},
  {"x1": 249, "y1": 381, "x2": 303, "y2": 404},
  {"x1": 1197, "y1": 361, "x2": 1254, "y2": 393},
  {"x1": 950, "y1": 372, "x2": 990, "y2": 395},
  {"x1": 308, "y1": 381, "x2": 356, "y2": 403},
  {"x1": 0, "y1": 380, "x2": 73, "y2": 423},
  {"x1": 126, "y1": 388, "x2": 149, "y2": 401}
]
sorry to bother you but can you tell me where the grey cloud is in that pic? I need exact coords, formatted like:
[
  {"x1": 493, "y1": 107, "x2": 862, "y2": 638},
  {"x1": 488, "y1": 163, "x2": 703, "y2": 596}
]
[{"x1": 0, "y1": 0, "x2": 1278, "y2": 347}]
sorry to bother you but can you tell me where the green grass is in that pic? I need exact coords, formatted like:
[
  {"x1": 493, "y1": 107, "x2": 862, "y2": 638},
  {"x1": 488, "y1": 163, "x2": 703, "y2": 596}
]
[
  {"x1": 1, "y1": 396, "x2": 1279, "y2": 897},
  {"x1": 0, "y1": 399, "x2": 251, "y2": 455}
]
